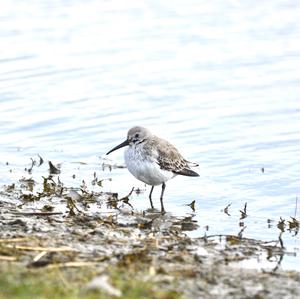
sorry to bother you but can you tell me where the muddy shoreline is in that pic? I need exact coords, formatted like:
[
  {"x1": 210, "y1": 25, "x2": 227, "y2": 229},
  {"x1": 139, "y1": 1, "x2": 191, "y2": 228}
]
[{"x1": 1, "y1": 174, "x2": 300, "y2": 299}]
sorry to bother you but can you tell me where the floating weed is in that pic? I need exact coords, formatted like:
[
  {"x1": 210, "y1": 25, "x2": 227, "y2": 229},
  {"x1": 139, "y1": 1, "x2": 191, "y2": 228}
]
[
  {"x1": 48, "y1": 161, "x2": 61, "y2": 174},
  {"x1": 25, "y1": 155, "x2": 44, "y2": 174},
  {"x1": 288, "y1": 217, "x2": 299, "y2": 236},
  {"x1": 66, "y1": 196, "x2": 82, "y2": 216},
  {"x1": 277, "y1": 217, "x2": 285, "y2": 232},
  {"x1": 42, "y1": 175, "x2": 59, "y2": 195},
  {"x1": 106, "y1": 193, "x2": 119, "y2": 209},
  {"x1": 20, "y1": 193, "x2": 40, "y2": 202},
  {"x1": 226, "y1": 235, "x2": 240, "y2": 245},
  {"x1": 223, "y1": 203, "x2": 231, "y2": 216},
  {"x1": 1, "y1": 156, "x2": 300, "y2": 299},
  {"x1": 37, "y1": 154, "x2": 44, "y2": 166},
  {"x1": 91, "y1": 172, "x2": 106, "y2": 187},
  {"x1": 26, "y1": 158, "x2": 36, "y2": 174},
  {"x1": 80, "y1": 180, "x2": 88, "y2": 193},
  {"x1": 118, "y1": 187, "x2": 135, "y2": 209},
  {"x1": 41, "y1": 204, "x2": 54, "y2": 212},
  {"x1": 185, "y1": 200, "x2": 196, "y2": 212},
  {"x1": 175, "y1": 216, "x2": 198, "y2": 231},
  {"x1": 239, "y1": 202, "x2": 248, "y2": 220},
  {"x1": 238, "y1": 226, "x2": 247, "y2": 239},
  {"x1": 5, "y1": 183, "x2": 15, "y2": 192},
  {"x1": 106, "y1": 188, "x2": 135, "y2": 210},
  {"x1": 19, "y1": 178, "x2": 35, "y2": 192}
]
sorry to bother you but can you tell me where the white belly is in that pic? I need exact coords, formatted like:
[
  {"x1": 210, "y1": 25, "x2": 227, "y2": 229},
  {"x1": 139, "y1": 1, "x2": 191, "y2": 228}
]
[{"x1": 124, "y1": 147, "x2": 175, "y2": 186}]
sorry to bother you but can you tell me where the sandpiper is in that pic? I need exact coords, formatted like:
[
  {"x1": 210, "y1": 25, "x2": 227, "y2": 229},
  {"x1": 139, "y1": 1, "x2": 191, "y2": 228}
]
[{"x1": 106, "y1": 126, "x2": 199, "y2": 212}]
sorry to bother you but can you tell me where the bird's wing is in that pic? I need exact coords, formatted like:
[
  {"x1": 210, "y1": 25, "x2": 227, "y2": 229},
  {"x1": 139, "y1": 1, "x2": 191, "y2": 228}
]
[
  {"x1": 185, "y1": 160, "x2": 199, "y2": 167},
  {"x1": 155, "y1": 138, "x2": 199, "y2": 177}
]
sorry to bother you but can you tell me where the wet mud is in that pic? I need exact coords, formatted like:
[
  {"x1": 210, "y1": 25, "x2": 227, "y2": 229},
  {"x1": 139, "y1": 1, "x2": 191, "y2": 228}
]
[{"x1": 0, "y1": 158, "x2": 299, "y2": 298}]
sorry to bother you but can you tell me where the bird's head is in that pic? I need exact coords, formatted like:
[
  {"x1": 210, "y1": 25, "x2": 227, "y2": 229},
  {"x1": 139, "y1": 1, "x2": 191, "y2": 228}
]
[{"x1": 106, "y1": 126, "x2": 151, "y2": 155}]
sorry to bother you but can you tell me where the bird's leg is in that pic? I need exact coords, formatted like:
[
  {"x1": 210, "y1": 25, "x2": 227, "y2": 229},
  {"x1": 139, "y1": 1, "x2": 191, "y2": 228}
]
[
  {"x1": 160, "y1": 183, "x2": 166, "y2": 213},
  {"x1": 149, "y1": 186, "x2": 154, "y2": 209}
]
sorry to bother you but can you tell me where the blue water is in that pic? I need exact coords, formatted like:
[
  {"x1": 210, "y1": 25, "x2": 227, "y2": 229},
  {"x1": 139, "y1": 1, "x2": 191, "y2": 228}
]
[{"x1": 0, "y1": 0, "x2": 299, "y2": 270}]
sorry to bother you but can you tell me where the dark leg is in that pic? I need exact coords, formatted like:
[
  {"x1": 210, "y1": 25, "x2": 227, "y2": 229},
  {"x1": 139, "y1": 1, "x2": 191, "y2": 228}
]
[
  {"x1": 148, "y1": 186, "x2": 154, "y2": 209},
  {"x1": 160, "y1": 183, "x2": 166, "y2": 213}
]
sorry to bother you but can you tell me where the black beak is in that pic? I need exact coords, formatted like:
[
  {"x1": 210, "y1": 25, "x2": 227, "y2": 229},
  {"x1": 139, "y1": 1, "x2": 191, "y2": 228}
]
[{"x1": 106, "y1": 139, "x2": 129, "y2": 155}]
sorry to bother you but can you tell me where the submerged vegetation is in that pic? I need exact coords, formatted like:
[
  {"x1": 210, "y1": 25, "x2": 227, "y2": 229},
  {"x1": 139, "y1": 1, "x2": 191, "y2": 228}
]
[{"x1": 0, "y1": 155, "x2": 299, "y2": 298}]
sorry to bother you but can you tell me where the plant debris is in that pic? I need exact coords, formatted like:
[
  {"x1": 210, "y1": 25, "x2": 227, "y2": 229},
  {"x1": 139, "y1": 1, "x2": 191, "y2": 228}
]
[{"x1": 0, "y1": 160, "x2": 299, "y2": 299}]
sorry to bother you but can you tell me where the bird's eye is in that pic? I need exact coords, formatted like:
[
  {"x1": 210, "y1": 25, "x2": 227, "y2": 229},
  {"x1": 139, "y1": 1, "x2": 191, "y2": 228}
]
[{"x1": 135, "y1": 133, "x2": 139, "y2": 138}]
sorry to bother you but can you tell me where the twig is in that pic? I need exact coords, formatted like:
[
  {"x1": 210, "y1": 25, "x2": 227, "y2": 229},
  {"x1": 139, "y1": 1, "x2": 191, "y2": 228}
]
[
  {"x1": 11, "y1": 245, "x2": 77, "y2": 252},
  {"x1": 0, "y1": 256, "x2": 17, "y2": 261},
  {"x1": 11, "y1": 212, "x2": 63, "y2": 216},
  {"x1": 33, "y1": 251, "x2": 48, "y2": 262},
  {"x1": 0, "y1": 237, "x2": 31, "y2": 243}
]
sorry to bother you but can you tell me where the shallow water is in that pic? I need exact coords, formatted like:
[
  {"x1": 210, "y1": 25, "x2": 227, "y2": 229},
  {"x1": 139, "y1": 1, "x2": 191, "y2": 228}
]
[{"x1": 0, "y1": 0, "x2": 300, "y2": 270}]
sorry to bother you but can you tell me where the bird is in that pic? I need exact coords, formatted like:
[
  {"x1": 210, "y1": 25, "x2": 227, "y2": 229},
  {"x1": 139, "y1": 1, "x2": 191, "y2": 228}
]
[{"x1": 106, "y1": 126, "x2": 199, "y2": 212}]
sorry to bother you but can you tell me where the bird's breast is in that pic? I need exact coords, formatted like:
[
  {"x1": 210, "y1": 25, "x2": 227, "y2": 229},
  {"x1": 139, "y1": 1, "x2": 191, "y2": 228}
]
[{"x1": 124, "y1": 146, "x2": 175, "y2": 186}]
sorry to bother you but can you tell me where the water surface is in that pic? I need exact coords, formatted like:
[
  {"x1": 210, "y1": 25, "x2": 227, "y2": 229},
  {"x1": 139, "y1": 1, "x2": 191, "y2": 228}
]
[{"x1": 0, "y1": 0, "x2": 300, "y2": 270}]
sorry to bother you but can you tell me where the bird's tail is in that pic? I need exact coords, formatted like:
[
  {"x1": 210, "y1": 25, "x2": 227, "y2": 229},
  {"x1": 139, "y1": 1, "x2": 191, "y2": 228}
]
[{"x1": 175, "y1": 168, "x2": 199, "y2": 177}]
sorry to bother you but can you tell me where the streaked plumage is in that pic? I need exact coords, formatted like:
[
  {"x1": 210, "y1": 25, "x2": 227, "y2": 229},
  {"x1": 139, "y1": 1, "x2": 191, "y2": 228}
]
[{"x1": 106, "y1": 126, "x2": 199, "y2": 212}]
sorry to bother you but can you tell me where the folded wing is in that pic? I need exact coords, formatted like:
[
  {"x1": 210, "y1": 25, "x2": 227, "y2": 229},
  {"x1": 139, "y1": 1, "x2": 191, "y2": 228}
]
[{"x1": 155, "y1": 138, "x2": 199, "y2": 177}]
